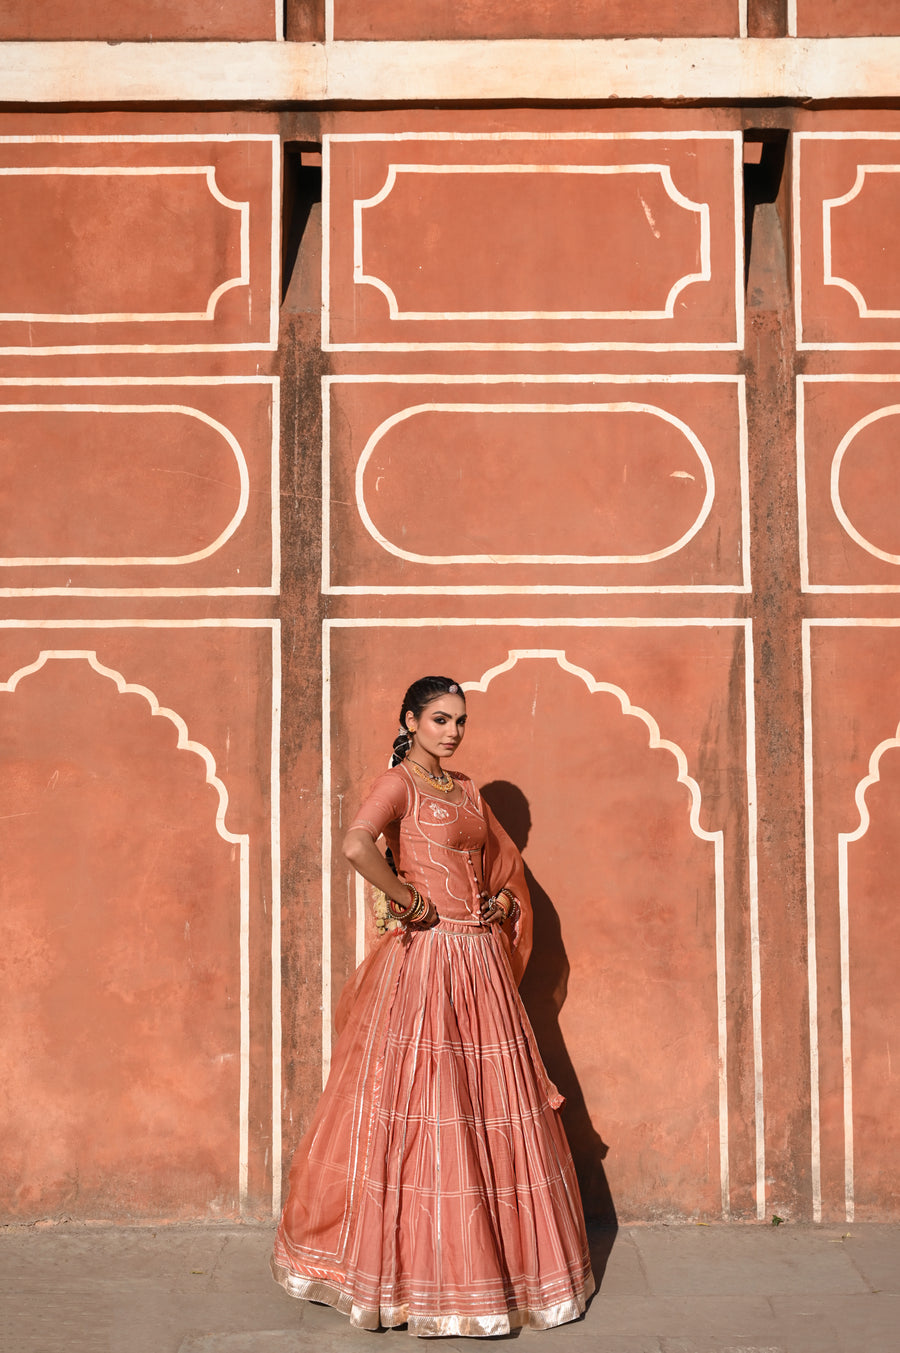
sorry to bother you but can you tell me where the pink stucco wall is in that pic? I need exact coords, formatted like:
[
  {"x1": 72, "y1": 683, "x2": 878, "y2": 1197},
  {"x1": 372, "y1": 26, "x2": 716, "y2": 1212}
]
[{"x1": 2, "y1": 16, "x2": 900, "y2": 1230}]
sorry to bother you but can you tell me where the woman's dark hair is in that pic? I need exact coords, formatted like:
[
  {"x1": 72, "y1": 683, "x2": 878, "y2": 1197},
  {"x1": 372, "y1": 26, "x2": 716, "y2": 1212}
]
[{"x1": 389, "y1": 675, "x2": 465, "y2": 767}]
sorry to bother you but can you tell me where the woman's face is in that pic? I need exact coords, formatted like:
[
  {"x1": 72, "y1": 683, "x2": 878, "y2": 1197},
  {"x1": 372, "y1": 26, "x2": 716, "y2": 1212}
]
[{"x1": 407, "y1": 693, "x2": 467, "y2": 762}]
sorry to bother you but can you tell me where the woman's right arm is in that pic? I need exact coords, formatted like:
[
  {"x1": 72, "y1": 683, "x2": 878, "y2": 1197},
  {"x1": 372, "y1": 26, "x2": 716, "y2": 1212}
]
[
  {"x1": 342, "y1": 828, "x2": 413, "y2": 910},
  {"x1": 343, "y1": 769, "x2": 436, "y2": 923}
]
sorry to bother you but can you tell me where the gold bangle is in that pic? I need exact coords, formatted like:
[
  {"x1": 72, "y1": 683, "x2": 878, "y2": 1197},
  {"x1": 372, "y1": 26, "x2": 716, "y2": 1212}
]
[
  {"x1": 413, "y1": 888, "x2": 433, "y2": 925},
  {"x1": 389, "y1": 881, "x2": 429, "y2": 924},
  {"x1": 483, "y1": 887, "x2": 515, "y2": 924},
  {"x1": 408, "y1": 883, "x2": 428, "y2": 921},
  {"x1": 388, "y1": 884, "x2": 420, "y2": 922},
  {"x1": 497, "y1": 887, "x2": 516, "y2": 920},
  {"x1": 409, "y1": 886, "x2": 430, "y2": 924}
]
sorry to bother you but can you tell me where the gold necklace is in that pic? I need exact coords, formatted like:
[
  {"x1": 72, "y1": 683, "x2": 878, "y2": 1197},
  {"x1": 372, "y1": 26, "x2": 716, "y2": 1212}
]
[{"x1": 406, "y1": 757, "x2": 455, "y2": 794}]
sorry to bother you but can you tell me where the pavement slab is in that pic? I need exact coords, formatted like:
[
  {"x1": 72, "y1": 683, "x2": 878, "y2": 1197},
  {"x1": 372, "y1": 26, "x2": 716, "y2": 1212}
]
[
  {"x1": 828, "y1": 1223, "x2": 900, "y2": 1293},
  {"x1": 1, "y1": 1221, "x2": 897, "y2": 1353},
  {"x1": 628, "y1": 1224, "x2": 871, "y2": 1297},
  {"x1": 767, "y1": 1290, "x2": 900, "y2": 1353}
]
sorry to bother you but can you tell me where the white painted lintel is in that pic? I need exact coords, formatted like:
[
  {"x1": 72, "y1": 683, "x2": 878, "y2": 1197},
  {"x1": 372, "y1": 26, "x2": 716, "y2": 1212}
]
[{"x1": 1, "y1": 38, "x2": 900, "y2": 105}]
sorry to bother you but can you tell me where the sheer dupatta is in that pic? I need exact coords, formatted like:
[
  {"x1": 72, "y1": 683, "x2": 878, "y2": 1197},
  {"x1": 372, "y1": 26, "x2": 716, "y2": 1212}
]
[{"x1": 477, "y1": 787, "x2": 533, "y2": 984}]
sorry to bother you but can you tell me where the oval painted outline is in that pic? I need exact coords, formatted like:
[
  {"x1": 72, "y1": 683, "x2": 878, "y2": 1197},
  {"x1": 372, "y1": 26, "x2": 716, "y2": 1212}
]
[
  {"x1": 354, "y1": 402, "x2": 715, "y2": 565},
  {"x1": 0, "y1": 404, "x2": 250, "y2": 567},
  {"x1": 831, "y1": 403, "x2": 900, "y2": 565}
]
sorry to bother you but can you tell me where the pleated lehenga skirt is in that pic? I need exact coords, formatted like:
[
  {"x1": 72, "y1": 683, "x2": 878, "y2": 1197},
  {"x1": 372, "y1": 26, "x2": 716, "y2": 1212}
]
[{"x1": 271, "y1": 918, "x2": 594, "y2": 1337}]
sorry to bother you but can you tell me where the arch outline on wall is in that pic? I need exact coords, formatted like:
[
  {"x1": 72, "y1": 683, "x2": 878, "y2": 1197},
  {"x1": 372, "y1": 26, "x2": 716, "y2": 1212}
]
[
  {"x1": 837, "y1": 722, "x2": 900, "y2": 1222},
  {"x1": 462, "y1": 646, "x2": 730, "y2": 1216},
  {"x1": 0, "y1": 648, "x2": 251, "y2": 1209}
]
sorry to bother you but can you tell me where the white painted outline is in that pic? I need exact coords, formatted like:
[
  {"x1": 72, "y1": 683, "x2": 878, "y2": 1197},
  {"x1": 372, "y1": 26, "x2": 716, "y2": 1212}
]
[
  {"x1": 270, "y1": 621, "x2": 283, "y2": 1217},
  {"x1": 0, "y1": 376, "x2": 279, "y2": 596},
  {"x1": 355, "y1": 401, "x2": 714, "y2": 564},
  {"x1": 353, "y1": 163, "x2": 709, "y2": 321},
  {"x1": 798, "y1": 374, "x2": 900, "y2": 593},
  {"x1": 0, "y1": 648, "x2": 251, "y2": 1206},
  {"x1": 0, "y1": 135, "x2": 279, "y2": 353},
  {"x1": 0, "y1": 167, "x2": 248, "y2": 323},
  {"x1": 321, "y1": 629, "x2": 333, "y2": 1088},
  {"x1": 0, "y1": 404, "x2": 248, "y2": 566},
  {"x1": 835, "y1": 707, "x2": 900, "y2": 1223},
  {"x1": 465, "y1": 648, "x2": 730, "y2": 1213},
  {"x1": 795, "y1": 133, "x2": 900, "y2": 351},
  {"x1": 0, "y1": 618, "x2": 280, "y2": 1217},
  {"x1": 325, "y1": 1, "x2": 749, "y2": 42},
  {"x1": 323, "y1": 132, "x2": 743, "y2": 352},
  {"x1": 831, "y1": 404, "x2": 900, "y2": 564},
  {"x1": 744, "y1": 629, "x2": 765, "y2": 1220},
  {"x1": 823, "y1": 166, "x2": 900, "y2": 319},
  {"x1": 322, "y1": 616, "x2": 762, "y2": 1220},
  {"x1": 802, "y1": 618, "x2": 900, "y2": 1222},
  {"x1": 797, "y1": 377, "x2": 811, "y2": 592},
  {"x1": 323, "y1": 373, "x2": 749, "y2": 594},
  {"x1": 801, "y1": 621, "x2": 822, "y2": 1221},
  {"x1": 835, "y1": 740, "x2": 888, "y2": 1226}
]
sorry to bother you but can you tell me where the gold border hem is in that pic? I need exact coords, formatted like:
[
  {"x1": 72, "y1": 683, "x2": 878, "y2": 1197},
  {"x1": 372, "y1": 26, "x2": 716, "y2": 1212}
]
[{"x1": 271, "y1": 1256, "x2": 595, "y2": 1337}]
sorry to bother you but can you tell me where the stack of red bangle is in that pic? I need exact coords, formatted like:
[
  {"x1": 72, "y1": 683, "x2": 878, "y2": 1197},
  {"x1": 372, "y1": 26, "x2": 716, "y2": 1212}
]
[{"x1": 388, "y1": 881, "x2": 430, "y2": 925}]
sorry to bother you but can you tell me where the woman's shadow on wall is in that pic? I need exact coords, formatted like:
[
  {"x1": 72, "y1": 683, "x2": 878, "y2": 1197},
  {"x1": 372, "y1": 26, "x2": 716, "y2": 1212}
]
[{"x1": 482, "y1": 781, "x2": 618, "y2": 1279}]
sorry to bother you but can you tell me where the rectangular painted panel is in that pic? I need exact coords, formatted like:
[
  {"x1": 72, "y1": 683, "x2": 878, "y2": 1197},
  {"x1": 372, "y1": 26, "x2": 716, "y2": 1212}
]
[
  {"x1": 0, "y1": 1, "x2": 279, "y2": 39},
  {"x1": 803, "y1": 622, "x2": 900, "y2": 1222},
  {"x1": 324, "y1": 376, "x2": 748, "y2": 593},
  {"x1": 0, "y1": 621, "x2": 279, "y2": 1220},
  {"x1": 323, "y1": 619, "x2": 760, "y2": 1222},
  {"x1": 0, "y1": 378, "x2": 278, "y2": 595},
  {"x1": 795, "y1": 133, "x2": 900, "y2": 350},
  {"x1": 0, "y1": 136, "x2": 279, "y2": 353},
  {"x1": 799, "y1": 376, "x2": 900, "y2": 592},
  {"x1": 330, "y1": 1, "x2": 740, "y2": 39},
  {"x1": 324, "y1": 133, "x2": 742, "y2": 350},
  {"x1": 795, "y1": 1, "x2": 900, "y2": 36}
]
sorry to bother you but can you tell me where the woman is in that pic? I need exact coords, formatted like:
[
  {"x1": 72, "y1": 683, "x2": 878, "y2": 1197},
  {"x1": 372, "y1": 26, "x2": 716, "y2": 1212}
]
[{"x1": 271, "y1": 676, "x2": 594, "y2": 1336}]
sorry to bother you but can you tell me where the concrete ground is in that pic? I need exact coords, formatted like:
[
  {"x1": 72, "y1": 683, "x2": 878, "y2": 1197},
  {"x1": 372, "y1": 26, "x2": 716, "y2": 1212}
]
[{"x1": 2, "y1": 1221, "x2": 897, "y2": 1353}]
